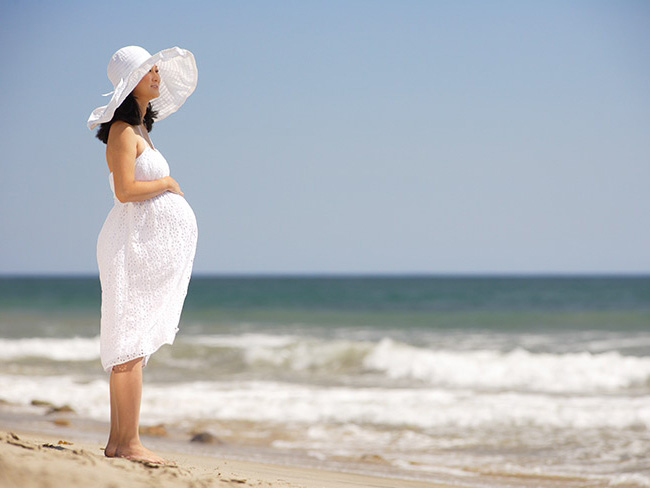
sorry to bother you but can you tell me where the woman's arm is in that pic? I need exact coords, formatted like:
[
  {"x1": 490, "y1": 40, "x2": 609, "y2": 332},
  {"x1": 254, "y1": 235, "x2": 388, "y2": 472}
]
[{"x1": 106, "y1": 122, "x2": 183, "y2": 203}]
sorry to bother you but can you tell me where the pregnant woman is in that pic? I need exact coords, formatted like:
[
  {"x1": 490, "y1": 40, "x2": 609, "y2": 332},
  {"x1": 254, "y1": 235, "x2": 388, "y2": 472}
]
[{"x1": 88, "y1": 46, "x2": 198, "y2": 464}]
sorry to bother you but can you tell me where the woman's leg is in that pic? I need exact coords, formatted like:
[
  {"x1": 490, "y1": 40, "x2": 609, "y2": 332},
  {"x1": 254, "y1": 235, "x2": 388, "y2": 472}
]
[
  {"x1": 104, "y1": 373, "x2": 119, "y2": 457},
  {"x1": 110, "y1": 357, "x2": 167, "y2": 464}
]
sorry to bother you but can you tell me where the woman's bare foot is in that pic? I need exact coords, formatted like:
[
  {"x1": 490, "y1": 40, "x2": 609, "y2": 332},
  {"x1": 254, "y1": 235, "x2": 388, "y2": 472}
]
[
  {"x1": 104, "y1": 434, "x2": 118, "y2": 457},
  {"x1": 115, "y1": 443, "x2": 175, "y2": 466},
  {"x1": 104, "y1": 442, "x2": 117, "y2": 458}
]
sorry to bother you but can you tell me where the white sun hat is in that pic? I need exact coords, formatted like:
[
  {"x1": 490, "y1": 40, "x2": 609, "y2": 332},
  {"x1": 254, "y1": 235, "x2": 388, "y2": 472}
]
[{"x1": 87, "y1": 46, "x2": 198, "y2": 130}]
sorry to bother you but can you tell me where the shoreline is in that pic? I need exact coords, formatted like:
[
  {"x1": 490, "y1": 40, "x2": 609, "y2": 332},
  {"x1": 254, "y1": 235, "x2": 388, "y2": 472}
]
[
  {"x1": 0, "y1": 407, "x2": 457, "y2": 488},
  {"x1": 1, "y1": 397, "x2": 641, "y2": 488},
  {"x1": 0, "y1": 428, "x2": 454, "y2": 488}
]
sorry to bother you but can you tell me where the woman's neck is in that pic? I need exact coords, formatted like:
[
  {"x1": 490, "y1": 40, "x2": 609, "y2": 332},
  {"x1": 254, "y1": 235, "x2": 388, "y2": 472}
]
[{"x1": 134, "y1": 97, "x2": 150, "y2": 124}]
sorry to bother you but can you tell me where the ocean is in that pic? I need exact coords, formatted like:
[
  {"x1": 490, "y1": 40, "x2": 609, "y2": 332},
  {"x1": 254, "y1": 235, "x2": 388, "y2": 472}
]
[{"x1": 1, "y1": 275, "x2": 649, "y2": 487}]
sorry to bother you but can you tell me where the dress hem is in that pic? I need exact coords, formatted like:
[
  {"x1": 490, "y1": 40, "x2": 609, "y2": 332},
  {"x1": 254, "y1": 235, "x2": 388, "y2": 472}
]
[{"x1": 101, "y1": 334, "x2": 177, "y2": 373}]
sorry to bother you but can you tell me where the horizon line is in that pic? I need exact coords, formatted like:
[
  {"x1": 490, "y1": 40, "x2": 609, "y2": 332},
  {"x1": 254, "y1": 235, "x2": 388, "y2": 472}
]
[{"x1": 1, "y1": 271, "x2": 649, "y2": 279}]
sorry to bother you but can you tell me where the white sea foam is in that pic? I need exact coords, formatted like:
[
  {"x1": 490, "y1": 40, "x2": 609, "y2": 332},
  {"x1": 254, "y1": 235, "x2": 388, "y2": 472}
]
[
  {"x1": 585, "y1": 336, "x2": 650, "y2": 353},
  {"x1": 1, "y1": 374, "x2": 649, "y2": 432},
  {"x1": 6, "y1": 334, "x2": 650, "y2": 396},
  {"x1": 363, "y1": 337, "x2": 650, "y2": 393},
  {"x1": 2, "y1": 372, "x2": 648, "y2": 487},
  {"x1": 608, "y1": 474, "x2": 650, "y2": 487},
  {"x1": 0, "y1": 374, "x2": 108, "y2": 420},
  {"x1": 0, "y1": 336, "x2": 100, "y2": 361},
  {"x1": 243, "y1": 338, "x2": 373, "y2": 372},
  {"x1": 184, "y1": 333, "x2": 300, "y2": 349},
  {"x1": 194, "y1": 334, "x2": 650, "y2": 393},
  {"x1": 181, "y1": 334, "x2": 650, "y2": 393}
]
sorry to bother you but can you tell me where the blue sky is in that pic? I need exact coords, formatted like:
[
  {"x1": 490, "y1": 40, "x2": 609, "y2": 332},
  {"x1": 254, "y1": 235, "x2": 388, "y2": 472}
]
[{"x1": 0, "y1": 1, "x2": 648, "y2": 275}]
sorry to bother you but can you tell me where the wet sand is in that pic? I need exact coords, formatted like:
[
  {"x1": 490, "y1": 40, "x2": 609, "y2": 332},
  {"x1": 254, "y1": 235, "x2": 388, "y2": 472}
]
[{"x1": 0, "y1": 427, "x2": 455, "y2": 488}]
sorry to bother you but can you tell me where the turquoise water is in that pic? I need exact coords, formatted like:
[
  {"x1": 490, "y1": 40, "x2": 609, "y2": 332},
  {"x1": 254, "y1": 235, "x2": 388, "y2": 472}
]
[
  {"x1": 1, "y1": 275, "x2": 649, "y2": 487},
  {"x1": 1, "y1": 275, "x2": 649, "y2": 334}
]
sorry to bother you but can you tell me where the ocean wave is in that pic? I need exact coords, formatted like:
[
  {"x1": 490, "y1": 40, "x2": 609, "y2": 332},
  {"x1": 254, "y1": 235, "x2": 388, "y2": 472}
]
[
  {"x1": 0, "y1": 337, "x2": 100, "y2": 361},
  {"x1": 3, "y1": 372, "x2": 647, "y2": 488},
  {"x1": 363, "y1": 338, "x2": 650, "y2": 393},
  {"x1": 185, "y1": 334, "x2": 650, "y2": 393},
  {"x1": 184, "y1": 333, "x2": 300, "y2": 349},
  {"x1": 244, "y1": 338, "x2": 373, "y2": 373},
  {"x1": 1, "y1": 375, "x2": 649, "y2": 431},
  {"x1": 4, "y1": 334, "x2": 650, "y2": 395}
]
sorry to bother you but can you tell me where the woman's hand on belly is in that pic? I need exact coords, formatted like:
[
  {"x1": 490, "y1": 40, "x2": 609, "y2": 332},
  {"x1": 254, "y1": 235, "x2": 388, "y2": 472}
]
[{"x1": 165, "y1": 176, "x2": 184, "y2": 197}]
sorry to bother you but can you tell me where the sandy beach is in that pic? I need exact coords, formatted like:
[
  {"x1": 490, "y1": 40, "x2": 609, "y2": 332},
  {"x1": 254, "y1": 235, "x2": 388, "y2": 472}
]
[{"x1": 0, "y1": 426, "x2": 450, "y2": 488}]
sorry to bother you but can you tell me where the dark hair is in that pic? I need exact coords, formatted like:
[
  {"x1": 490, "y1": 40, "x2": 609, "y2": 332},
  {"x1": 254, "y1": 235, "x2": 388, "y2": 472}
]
[{"x1": 95, "y1": 93, "x2": 158, "y2": 144}]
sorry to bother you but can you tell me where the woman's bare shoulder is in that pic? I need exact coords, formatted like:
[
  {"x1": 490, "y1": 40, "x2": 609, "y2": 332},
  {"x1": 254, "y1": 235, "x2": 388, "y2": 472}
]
[
  {"x1": 107, "y1": 121, "x2": 136, "y2": 143},
  {"x1": 106, "y1": 122, "x2": 140, "y2": 157},
  {"x1": 106, "y1": 123, "x2": 140, "y2": 168}
]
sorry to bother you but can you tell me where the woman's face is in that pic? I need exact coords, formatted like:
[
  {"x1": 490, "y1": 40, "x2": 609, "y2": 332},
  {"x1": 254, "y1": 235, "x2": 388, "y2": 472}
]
[{"x1": 132, "y1": 66, "x2": 160, "y2": 102}]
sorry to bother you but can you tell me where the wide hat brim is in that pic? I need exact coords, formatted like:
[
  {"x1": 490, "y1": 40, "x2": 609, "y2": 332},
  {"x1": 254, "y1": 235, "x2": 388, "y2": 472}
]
[{"x1": 87, "y1": 47, "x2": 198, "y2": 130}]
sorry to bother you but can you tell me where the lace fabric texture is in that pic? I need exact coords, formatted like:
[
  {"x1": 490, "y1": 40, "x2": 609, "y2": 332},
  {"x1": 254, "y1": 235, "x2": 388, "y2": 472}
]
[{"x1": 97, "y1": 146, "x2": 197, "y2": 372}]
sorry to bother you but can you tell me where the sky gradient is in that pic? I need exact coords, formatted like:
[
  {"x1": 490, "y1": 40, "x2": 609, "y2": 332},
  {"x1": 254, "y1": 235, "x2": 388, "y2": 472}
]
[{"x1": 1, "y1": 1, "x2": 648, "y2": 275}]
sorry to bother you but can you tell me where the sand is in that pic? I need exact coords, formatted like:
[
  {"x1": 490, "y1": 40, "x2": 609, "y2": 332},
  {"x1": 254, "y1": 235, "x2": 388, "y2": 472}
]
[{"x1": 0, "y1": 429, "x2": 453, "y2": 488}]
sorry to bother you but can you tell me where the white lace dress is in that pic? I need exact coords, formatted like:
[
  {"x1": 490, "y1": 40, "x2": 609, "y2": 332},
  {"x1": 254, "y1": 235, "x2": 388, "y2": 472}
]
[{"x1": 97, "y1": 133, "x2": 197, "y2": 372}]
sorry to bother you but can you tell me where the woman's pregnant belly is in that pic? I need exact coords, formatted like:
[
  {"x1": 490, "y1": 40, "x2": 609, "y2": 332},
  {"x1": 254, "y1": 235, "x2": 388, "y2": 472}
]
[
  {"x1": 151, "y1": 191, "x2": 197, "y2": 236},
  {"x1": 98, "y1": 191, "x2": 197, "y2": 275}
]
